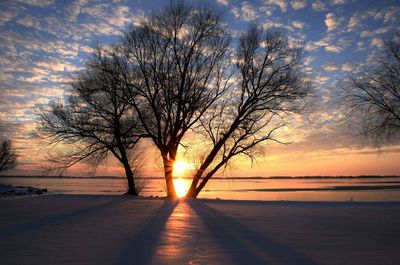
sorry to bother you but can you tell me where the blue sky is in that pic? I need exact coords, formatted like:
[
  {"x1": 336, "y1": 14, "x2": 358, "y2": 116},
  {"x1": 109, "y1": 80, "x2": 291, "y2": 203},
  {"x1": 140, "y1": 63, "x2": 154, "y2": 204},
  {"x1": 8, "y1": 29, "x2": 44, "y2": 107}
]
[{"x1": 0, "y1": 0, "x2": 399, "y2": 176}]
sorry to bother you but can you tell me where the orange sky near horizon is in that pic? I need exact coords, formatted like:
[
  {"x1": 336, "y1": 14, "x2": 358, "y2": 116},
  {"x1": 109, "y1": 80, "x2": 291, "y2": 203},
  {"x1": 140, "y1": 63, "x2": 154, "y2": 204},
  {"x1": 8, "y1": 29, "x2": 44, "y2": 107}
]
[{"x1": 4, "y1": 138, "x2": 399, "y2": 178}]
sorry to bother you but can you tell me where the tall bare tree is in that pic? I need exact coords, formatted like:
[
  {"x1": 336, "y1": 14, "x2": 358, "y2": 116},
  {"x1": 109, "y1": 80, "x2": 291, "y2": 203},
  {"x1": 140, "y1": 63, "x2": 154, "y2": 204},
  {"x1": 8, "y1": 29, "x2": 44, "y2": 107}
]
[
  {"x1": 0, "y1": 138, "x2": 17, "y2": 172},
  {"x1": 344, "y1": 33, "x2": 400, "y2": 146},
  {"x1": 122, "y1": 1, "x2": 231, "y2": 197},
  {"x1": 38, "y1": 46, "x2": 142, "y2": 195},
  {"x1": 186, "y1": 26, "x2": 311, "y2": 197}
]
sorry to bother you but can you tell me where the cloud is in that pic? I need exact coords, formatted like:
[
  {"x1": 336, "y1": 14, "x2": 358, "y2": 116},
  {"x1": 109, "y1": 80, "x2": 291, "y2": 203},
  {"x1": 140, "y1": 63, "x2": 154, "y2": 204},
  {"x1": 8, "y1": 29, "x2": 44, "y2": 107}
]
[
  {"x1": 231, "y1": 2, "x2": 258, "y2": 21},
  {"x1": 0, "y1": 7, "x2": 18, "y2": 26},
  {"x1": 341, "y1": 63, "x2": 352, "y2": 72},
  {"x1": 312, "y1": 0, "x2": 326, "y2": 11},
  {"x1": 264, "y1": 0, "x2": 288, "y2": 12},
  {"x1": 356, "y1": 41, "x2": 365, "y2": 51},
  {"x1": 360, "y1": 30, "x2": 370, "y2": 38},
  {"x1": 314, "y1": 33, "x2": 344, "y2": 53},
  {"x1": 331, "y1": 0, "x2": 347, "y2": 5},
  {"x1": 315, "y1": 75, "x2": 330, "y2": 84},
  {"x1": 325, "y1": 45, "x2": 342, "y2": 53},
  {"x1": 216, "y1": 0, "x2": 229, "y2": 6},
  {"x1": 382, "y1": 8, "x2": 399, "y2": 23},
  {"x1": 262, "y1": 20, "x2": 293, "y2": 31},
  {"x1": 325, "y1": 13, "x2": 338, "y2": 32},
  {"x1": 373, "y1": 6, "x2": 400, "y2": 23},
  {"x1": 16, "y1": 14, "x2": 41, "y2": 29},
  {"x1": 290, "y1": 0, "x2": 307, "y2": 10},
  {"x1": 66, "y1": 0, "x2": 88, "y2": 22},
  {"x1": 321, "y1": 62, "x2": 338, "y2": 72},
  {"x1": 36, "y1": 60, "x2": 81, "y2": 73},
  {"x1": 291, "y1": 20, "x2": 306, "y2": 29},
  {"x1": 17, "y1": 0, "x2": 54, "y2": 7},
  {"x1": 370, "y1": 38, "x2": 384, "y2": 48},
  {"x1": 305, "y1": 42, "x2": 318, "y2": 51},
  {"x1": 347, "y1": 14, "x2": 362, "y2": 32}
]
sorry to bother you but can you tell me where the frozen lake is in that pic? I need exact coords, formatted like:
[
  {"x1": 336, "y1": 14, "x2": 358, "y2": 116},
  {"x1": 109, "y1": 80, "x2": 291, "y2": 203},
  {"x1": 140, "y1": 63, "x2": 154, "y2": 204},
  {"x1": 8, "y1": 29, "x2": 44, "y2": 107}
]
[{"x1": 1, "y1": 176, "x2": 400, "y2": 201}]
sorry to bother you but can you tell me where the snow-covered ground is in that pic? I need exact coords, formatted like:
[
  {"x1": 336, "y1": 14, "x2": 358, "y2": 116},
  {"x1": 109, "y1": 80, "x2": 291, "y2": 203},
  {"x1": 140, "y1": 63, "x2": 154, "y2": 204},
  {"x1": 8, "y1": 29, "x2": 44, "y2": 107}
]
[{"x1": 0, "y1": 195, "x2": 399, "y2": 265}]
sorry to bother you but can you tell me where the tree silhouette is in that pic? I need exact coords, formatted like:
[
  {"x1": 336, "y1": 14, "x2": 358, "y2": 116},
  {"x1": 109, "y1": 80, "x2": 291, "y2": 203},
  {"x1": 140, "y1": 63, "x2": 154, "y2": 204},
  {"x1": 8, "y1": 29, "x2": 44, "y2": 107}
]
[
  {"x1": 186, "y1": 26, "x2": 311, "y2": 197},
  {"x1": 0, "y1": 138, "x2": 17, "y2": 172},
  {"x1": 39, "y1": 1, "x2": 311, "y2": 198},
  {"x1": 38, "y1": 46, "x2": 142, "y2": 195},
  {"x1": 122, "y1": 1, "x2": 230, "y2": 197},
  {"x1": 345, "y1": 33, "x2": 400, "y2": 147}
]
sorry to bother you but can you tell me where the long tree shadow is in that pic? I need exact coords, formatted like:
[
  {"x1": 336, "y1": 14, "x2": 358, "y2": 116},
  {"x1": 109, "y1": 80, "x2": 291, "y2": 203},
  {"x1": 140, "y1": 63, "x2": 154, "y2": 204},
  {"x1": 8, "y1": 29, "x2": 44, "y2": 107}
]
[
  {"x1": 116, "y1": 199, "x2": 178, "y2": 265},
  {"x1": 0, "y1": 196, "x2": 130, "y2": 238},
  {"x1": 188, "y1": 200, "x2": 321, "y2": 265}
]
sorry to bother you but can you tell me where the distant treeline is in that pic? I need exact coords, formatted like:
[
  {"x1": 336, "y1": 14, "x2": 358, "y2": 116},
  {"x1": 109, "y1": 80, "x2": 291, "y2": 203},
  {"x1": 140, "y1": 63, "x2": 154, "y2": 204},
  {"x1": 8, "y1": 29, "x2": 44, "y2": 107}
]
[{"x1": 1, "y1": 175, "x2": 399, "y2": 179}]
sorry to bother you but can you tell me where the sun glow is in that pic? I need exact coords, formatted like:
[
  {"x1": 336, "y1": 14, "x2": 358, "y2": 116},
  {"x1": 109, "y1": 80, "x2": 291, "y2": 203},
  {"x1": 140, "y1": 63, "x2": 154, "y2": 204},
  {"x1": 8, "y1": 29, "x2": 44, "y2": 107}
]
[
  {"x1": 173, "y1": 178, "x2": 189, "y2": 198},
  {"x1": 172, "y1": 160, "x2": 193, "y2": 177}
]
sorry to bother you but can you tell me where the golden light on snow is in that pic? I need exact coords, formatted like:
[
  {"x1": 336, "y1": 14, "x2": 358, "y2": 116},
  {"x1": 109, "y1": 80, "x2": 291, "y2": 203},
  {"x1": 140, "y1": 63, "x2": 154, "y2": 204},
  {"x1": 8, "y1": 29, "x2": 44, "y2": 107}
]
[{"x1": 173, "y1": 178, "x2": 189, "y2": 198}]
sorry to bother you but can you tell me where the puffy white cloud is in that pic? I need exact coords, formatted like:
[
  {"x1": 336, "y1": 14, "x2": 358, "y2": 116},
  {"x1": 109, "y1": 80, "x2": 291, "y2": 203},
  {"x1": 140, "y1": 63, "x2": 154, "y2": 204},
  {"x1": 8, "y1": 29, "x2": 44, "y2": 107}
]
[
  {"x1": 66, "y1": 0, "x2": 88, "y2": 22},
  {"x1": 0, "y1": 8, "x2": 18, "y2": 26},
  {"x1": 359, "y1": 27, "x2": 391, "y2": 40},
  {"x1": 325, "y1": 13, "x2": 338, "y2": 32},
  {"x1": 36, "y1": 60, "x2": 81, "y2": 73},
  {"x1": 325, "y1": 45, "x2": 342, "y2": 53},
  {"x1": 370, "y1": 38, "x2": 384, "y2": 48},
  {"x1": 217, "y1": 0, "x2": 229, "y2": 6},
  {"x1": 231, "y1": 2, "x2": 258, "y2": 21},
  {"x1": 360, "y1": 30, "x2": 370, "y2": 38},
  {"x1": 315, "y1": 75, "x2": 330, "y2": 84},
  {"x1": 264, "y1": 0, "x2": 288, "y2": 12},
  {"x1": 312, "y1": 0, "x2": 326, "y2": 11},
  {"x1": 331, "y1": 0, "x2": 347, "y2": 5},
  {"x1": 291, "y1": 0, "x2": 307, "y2": 10},
  {"x1": 291, "y1": 20, "x2": 306, "y2": 29},
  {"x1": 262, "y1": 20, "x2": 293, "y2": 31},
  {"x1": 356, "y1": 41, "x2": 365, "y2": 51},
  {"x1": 347, "y1": 14, "x2": 361, "y2": 32},
  {"x1": 373, "y1": 6, "x2": 400, "y2": 23},
  {"x1": 321, "y1": 62, "x2": 338, "y2": 72},
  {"x1": 16, "y1": 14, "x2": 41, "y2": 29},
  {"x1": 17, "y1": 0, "x2": 54, "y2": 7},
  {"x1": 241, "y1": 2, "x2": 258, "y2": 21},
  {"x1": 341, "y1": 63, "x2": 352, "y2": 72}
]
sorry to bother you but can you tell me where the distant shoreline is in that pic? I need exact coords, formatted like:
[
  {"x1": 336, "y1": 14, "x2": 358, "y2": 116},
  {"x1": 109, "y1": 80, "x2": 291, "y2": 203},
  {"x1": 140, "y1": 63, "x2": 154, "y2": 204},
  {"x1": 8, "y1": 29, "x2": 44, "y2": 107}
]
[
  {"x1": 1, "y1": 175, "x2": 400, "y2": 180},
  {"x1": 207, "y1": 185, "x2": 400, "y2": 192}
]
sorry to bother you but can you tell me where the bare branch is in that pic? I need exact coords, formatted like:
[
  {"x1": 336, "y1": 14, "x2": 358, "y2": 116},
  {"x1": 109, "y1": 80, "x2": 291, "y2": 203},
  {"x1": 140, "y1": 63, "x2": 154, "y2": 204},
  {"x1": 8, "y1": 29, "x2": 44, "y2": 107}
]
[
  {"x1": 344, "y1": 32, "x2": 400, "y2": 147},
  {"x1": 0, "y1": 139, "x2": 17, "y2": 172}
]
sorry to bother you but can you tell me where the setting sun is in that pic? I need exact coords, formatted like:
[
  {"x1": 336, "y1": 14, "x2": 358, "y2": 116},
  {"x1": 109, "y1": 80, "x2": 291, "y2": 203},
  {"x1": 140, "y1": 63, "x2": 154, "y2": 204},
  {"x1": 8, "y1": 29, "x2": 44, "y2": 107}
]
[
  {"x1": 172, "y1": 160, "x2": 193, "y2": 177},
  {"x1": 173, "y1": 178, "x2": 189, "y2": 198}
]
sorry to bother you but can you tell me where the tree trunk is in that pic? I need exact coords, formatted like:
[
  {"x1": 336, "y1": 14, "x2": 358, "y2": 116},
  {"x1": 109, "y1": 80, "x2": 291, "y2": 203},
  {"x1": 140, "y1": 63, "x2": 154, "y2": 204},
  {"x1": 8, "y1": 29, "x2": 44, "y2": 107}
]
[
  {"x1": 186, "y1": 158, "x2": 227, "y2": 198},
  {"x1": 122, "y1": 160, "x2": 138, "y2": 195},
  {"x1": 162, "y1": 155, "x2": 177, "y2": 198},
  {"x1": 186, "y1": 173, "x2": 201, "y2": 198},
  {"x1": 186, "y1": 118, "x2": 242, "y2": 198},
  {"x1": 118, "y1": 145, "x2": 138, "y2": 196}
]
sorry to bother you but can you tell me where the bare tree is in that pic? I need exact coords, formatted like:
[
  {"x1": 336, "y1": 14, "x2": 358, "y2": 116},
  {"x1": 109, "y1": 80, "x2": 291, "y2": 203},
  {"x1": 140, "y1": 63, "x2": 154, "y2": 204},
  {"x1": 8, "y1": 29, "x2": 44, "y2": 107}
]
[
  {"x1": 38, "y1": 46, "x2": 142, "y2": 195},
  {"x1": 0, "y1": 138, "x2": 17, "y2": 172},
  {"x1": 122, "y1": 0, "x2": 231, "y2": 197},
  {"x1": 344, "y1": 33, "x2": 400, "y2": 146},
  {"x1": 186, "y1": 26, "x2": 311, "y2": 197}
]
